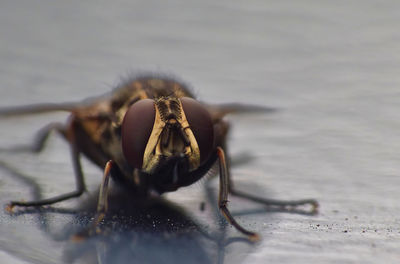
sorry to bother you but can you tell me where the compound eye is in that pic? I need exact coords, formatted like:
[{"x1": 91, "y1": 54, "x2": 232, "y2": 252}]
[
  {"x1": 122, "y1": 99, "x2": 155, "y2": 169},
  {"x1": 180, "y1": 97, "x2": 214, "y2": 165}
]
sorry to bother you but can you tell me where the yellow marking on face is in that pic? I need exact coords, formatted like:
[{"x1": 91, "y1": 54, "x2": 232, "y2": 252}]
[
  {"x1": 142, "y1": 104, "x2": 164, "y2": 172},
  {"x1": 179, "y1": 100, "x2": 200, "y2": 170},
  {"x1": 141, "y1": 98, "x2": 200, "y2": 173}
]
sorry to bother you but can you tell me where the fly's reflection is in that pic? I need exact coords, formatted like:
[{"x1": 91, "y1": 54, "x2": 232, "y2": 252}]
[{"x1": 64, "y1": 188, "x2": 215, "y2": 264}]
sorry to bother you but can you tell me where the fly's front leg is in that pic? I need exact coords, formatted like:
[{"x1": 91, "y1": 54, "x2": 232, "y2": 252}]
[
  {"x1": 92, "y1": 160, "x2": 113, "y2": 234},
  {"x1": 216, "y1": 147, "x2": 260, "y2": 242},
  {"x1": 73, "y1": 160, "x2": 113, "y2": 240},
  {"x1": 6, "y1": 124, "x2": 86, "y2": 212}
]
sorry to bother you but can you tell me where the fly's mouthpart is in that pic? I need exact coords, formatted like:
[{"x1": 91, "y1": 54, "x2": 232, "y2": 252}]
[
  {"x1": 150, "y1": 153, "x2": 189, "y2": 192},
  {"x1": 171, "y1": 153, "x2": 187, "y2": 186},
  {"x1": 172, "y1": 156, "x2": 180, "y2": 184}
]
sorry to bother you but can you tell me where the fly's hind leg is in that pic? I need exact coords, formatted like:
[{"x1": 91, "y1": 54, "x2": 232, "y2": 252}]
[
  {"x1": 216, "y1": 147, "x2": 318, "y2": 242},
  {"x1": 226, "y1": 151, "x2": 318, "y2": 214},
  {"x1": 6, "y1": 124, "x2": 86, "y2": 212},
  {"x1": 215, "y1": 120, "x2": 318, "y2": 215},
  {"x1": 3, "y1": 122, "x2": 67, "y2": 153},
  {"x1": 229, "y1": 188, "x2": 319, "y2": 214},
  {"x1": 225, "y1": 151, "x2": 318, "y2": 214}
]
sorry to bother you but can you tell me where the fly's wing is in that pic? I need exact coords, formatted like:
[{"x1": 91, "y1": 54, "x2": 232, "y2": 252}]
[
  {"x1": 206, "y1": 102, "x2": 276, "y2": 155},
  {"x1": 0, "y1": 93, "x2": 109, "y2": 118},
  {"x1": 0, "y1": 102, "x2": 81, "y2": 117},
  {"x1": 0, "y1": 101, "x2": 113, "y2": 122},
  {"x1": 205, "y1": 102, "x2": 276, "y2": 122}
]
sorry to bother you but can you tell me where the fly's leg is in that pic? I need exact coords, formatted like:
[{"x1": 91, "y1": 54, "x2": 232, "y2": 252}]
[
  {"x1": 92, "y1": 160, "x2": 113, "y2": 234},
  {"x1": 73, "y1": 160, "x2": 113, "y2": 240},
  {"x1": 216, "y1": 147, "x2": 260, "y2": 242},
  {"x1": 28, "y1": 123, "x2": 66, "y2": 153},
  {"x1": 6, "y1": 124, "x2": 86, "y2": 212},
  {"x1": 226, "y1": 159, "x2": 318, "y2": 213},
  {"x1": 3, "y1": 122, "x2": 66, "y2": 153},
  {"x1": 215, "y1": 120, "x2": 318, "y2": 213},
  {"x1": 230, "y1": 188, "x2": 318, "y2": 213}
]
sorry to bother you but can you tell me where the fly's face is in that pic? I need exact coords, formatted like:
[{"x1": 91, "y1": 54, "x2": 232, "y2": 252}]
[{"x1": 121, "y1": 96, "x2": 214, "y2": 191}]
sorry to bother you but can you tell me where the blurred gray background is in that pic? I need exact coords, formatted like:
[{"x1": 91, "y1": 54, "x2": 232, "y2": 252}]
[{"x1": 0, "y1": 1, "x2": 399, "y2": 263}]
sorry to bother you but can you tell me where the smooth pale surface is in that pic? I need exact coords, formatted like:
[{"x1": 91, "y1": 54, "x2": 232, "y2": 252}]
[{"x1": 0, "y1": 1, "x2": 399, "y2": 263}]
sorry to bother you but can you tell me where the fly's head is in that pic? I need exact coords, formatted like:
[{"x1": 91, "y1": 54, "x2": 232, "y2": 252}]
[{"x1": 121, "y1": 96, "x2": 214, "y2": 192}]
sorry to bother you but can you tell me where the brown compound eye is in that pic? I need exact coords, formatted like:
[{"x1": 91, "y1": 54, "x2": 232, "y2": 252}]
[
  {"x1": 180, "y1": 97, "x2": 214, "y2": 165},
  {"x1": 121, "y1": 99, "x2": 155, "y2": 169}
]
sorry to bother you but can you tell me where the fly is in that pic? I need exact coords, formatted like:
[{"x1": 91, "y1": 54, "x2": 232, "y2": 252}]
[{"x1": 1, "y1": 75, "x2": 318, "y2": 241}]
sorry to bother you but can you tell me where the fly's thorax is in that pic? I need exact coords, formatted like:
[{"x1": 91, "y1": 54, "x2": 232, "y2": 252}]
[{"x1": 142, "y1": 97, "x2": 200, "y2": 173}]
